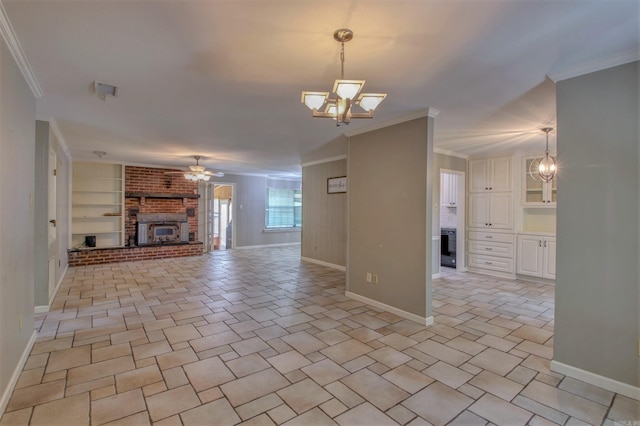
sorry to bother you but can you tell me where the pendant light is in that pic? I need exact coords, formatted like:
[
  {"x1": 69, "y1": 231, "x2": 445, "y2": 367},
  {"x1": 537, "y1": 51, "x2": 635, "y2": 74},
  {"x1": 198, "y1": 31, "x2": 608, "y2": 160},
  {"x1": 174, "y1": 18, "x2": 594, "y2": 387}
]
[
  {"x1": 538, "y1": 127, "x2": 557, "y2": 182},
  {"x1": 301, "y1": 29, "x2": 387, "y2": 126}
]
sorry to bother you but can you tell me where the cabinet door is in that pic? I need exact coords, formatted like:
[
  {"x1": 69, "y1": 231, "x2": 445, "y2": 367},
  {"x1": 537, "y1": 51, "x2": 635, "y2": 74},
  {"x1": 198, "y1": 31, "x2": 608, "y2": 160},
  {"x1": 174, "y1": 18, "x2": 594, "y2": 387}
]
[
  {"x1": 517, "y1": 236, "x2": 543, "y2": 276},
  {"x1": 469, "y1": 159, "x2": 489, "y2": 192},
  {"x1": 543, "y1": 237, "x2": 556, "y2": 279},
  {"x1": 448, "y1": 174, "x2": 457, "y2": 206},
  {"x1": 468, "y1": 193, "x2": 489, "y2": 228},
  {"x1": 490, "y1": 157, "x2": 512, "y2": 191},
  {"x1": 545, "y1": 179, "x2": 558, "y2": 205},
  {"x1": 440, "y1": 173, "x2": 451, "y2": 205},
  {"x1": 488, "y1": 193, "x2": 513, "y2": 229},
  {"x1": 522, "y1": 156, "x2": 557, "y2": 206}
]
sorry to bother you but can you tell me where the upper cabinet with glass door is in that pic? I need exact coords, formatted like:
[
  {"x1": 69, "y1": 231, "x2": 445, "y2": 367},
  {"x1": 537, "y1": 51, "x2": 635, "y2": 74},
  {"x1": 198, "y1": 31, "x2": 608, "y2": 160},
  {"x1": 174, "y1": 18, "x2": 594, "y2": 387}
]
[{"x1": 522, "y1": 155, "x2": 557, "y2": 207}]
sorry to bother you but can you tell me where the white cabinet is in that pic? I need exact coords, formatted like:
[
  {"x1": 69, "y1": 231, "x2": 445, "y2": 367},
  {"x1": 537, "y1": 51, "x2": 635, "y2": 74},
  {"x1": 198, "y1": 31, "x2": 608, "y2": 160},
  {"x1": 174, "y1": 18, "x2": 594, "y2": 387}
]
[
  {"x1": 440, "y1": 173, "x2": 458, "y2": 206},
  {"x1": 72, "y1": 162, "x2": 124, "y2": 248},
  {"x1": 468, "y1": 193, "x2": 513, "y2": 230},
  {"x1": 522, "y1": 156, "x2": 557, "y2": 206},
  {"x1": 468, "y1": 230, "x2": 515, "y2": 277},
  {"x1": 469, "y1": 157, "x2": 512, "y2": 193},
  {"x1": 516, "y1": 235, "x2": 556, "y2": 279}
]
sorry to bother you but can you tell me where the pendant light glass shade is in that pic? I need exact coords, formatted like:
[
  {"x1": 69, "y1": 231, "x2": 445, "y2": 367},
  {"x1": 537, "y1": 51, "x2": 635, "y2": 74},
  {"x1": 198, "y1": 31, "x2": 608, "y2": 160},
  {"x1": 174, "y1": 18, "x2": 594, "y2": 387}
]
[
  {"x1": 302, "y1": 92, "x2": 328, "y2": 110},
  {"x1": 538, "y1": 128, "x2": 557, "y2": 183},
  {"x1": 333, "y1": 80, "x2": 364, "y2": 100}
]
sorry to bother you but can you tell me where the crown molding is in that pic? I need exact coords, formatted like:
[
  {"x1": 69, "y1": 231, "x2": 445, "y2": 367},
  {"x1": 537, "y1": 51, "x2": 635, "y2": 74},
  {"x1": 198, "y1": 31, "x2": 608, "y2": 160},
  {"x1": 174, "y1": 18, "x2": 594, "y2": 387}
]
[
  {"x1": 343, "y1": 108, "x2": 440, "y2": 138},
  {"x1": 547, "y1": 49, "x2": 640, "y2": 82},
  {"x1": 0, "y1": 1, "x2": 43, "y2": 98},
  {"x1": 433, "y1": 147, "x2": 469, "y2": 160},
  {"x1": 301, "y1": 155, "x2": 347, "y2": 168}
]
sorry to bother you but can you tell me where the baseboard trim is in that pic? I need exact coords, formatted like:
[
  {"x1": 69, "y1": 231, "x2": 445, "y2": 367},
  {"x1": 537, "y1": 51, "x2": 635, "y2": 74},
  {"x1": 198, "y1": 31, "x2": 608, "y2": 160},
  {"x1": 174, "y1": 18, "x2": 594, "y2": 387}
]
[
  {"x1": 235, "y1": 242, "x2": 301, "y2": 250},
  {"x1": 0, "y1": 330, "x2": 37, "y2": 417},
  {"x1": 550, "y1": 360, "x2": 640, "y2": 400},
  {"x1": 432, "y1": 273, "x2": 441, "y2": 279},
  {"x1": 34, "y1": 263, "x2": 68, "y2": 314},
  {"x1": 300, "y1": 257, "x2": 346, "y2": 272},
  {"x1": 345, "y1": 291, "x2": 433, "y2": 326}
]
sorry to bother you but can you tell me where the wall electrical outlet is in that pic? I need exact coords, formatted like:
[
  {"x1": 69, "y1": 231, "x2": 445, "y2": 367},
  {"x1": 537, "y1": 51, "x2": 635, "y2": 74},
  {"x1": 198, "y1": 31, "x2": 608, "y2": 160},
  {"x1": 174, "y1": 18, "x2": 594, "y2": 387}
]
[
  {"x1": 372, "y1": 274, "x2": 378, "y2": 284},
  {"x1": 366, "y1": 272, "x2": 372, "y2": 283}
]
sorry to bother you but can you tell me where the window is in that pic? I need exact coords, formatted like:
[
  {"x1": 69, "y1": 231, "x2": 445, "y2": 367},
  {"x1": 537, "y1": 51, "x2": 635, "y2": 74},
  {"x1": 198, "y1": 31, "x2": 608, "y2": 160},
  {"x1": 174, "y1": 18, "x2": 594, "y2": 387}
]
[{"x1": 265, "y1": 187, "x2": 302, "y2": 229}]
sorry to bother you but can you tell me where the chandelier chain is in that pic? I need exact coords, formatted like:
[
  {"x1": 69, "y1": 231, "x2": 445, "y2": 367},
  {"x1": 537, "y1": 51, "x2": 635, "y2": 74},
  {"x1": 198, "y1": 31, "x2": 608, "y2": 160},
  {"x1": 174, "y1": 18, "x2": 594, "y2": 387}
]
[{"x1": 340, "y1": 43, "x2": 345, "y2": 79}]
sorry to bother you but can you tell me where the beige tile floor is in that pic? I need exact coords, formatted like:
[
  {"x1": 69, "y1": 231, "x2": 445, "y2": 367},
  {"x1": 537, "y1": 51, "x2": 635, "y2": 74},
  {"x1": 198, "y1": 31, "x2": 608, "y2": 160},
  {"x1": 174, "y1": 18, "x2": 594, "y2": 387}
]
[{"x1": 1, "y1": 247, "x2": 638, "y2": 425}]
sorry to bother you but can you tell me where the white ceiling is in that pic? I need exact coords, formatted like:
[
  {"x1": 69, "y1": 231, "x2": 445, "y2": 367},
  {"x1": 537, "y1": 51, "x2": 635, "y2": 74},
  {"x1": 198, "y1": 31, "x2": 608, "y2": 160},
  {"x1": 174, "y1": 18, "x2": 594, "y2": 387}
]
[{"x1": 3, "y1": 0, "x2": 639, "y2": 176}]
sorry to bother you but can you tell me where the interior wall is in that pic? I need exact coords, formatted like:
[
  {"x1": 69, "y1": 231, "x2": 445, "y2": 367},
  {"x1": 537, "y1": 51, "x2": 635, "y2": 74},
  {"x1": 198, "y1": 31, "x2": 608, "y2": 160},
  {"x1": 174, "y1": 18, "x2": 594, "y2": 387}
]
[
  {"x1": 209, "y1": 174, "x2": 301, "y2": 247},
  {"x1": 301, "y1": 158, "x2": 347, "y2": 267},
  {"x1": 0, "y1": 35, "x2": 37, "y2": 411},
  {"x1": 554, "y1": 61, "x2": 639, "y2": 387},
  {"x1": 347, "y1": 117, "x2": 433, "y2": 319}
]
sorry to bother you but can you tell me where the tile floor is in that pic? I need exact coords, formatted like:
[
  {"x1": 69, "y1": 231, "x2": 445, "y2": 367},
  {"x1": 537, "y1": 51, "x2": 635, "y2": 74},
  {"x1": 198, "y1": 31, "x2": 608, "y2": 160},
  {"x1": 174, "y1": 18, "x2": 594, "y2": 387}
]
[{"x1": 1, "y1": 246, "x2": 638, "y2": 425}]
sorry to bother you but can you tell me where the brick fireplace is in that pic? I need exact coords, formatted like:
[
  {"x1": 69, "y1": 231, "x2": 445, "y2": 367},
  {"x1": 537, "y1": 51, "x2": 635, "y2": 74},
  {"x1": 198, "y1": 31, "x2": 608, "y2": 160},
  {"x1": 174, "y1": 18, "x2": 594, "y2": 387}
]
[{"x1": 125, "y1": 166, "x2": 199, "y2": 244}]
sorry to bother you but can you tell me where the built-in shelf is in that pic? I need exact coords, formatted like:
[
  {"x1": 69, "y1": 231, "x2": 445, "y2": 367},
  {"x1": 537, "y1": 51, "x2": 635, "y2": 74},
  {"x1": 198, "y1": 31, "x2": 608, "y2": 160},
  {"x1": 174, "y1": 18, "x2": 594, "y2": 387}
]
[
  {"x1": 125, "y1": 192, "x2": 200, "y2": 199},
  {"x1": 72, "y1": 162, "x2": 125, "y2": 248}
]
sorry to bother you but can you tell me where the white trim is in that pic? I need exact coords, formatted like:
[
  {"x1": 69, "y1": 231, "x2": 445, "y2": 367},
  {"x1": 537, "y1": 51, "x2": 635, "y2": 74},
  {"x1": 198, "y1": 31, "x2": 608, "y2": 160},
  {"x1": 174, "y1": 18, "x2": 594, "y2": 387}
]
[
  {"x1": 0, "y1": 330, "x2": 37, "y2": 417},
  {"x1": 234, "y1": 242, "x2": 301, "y2": 250},
  {"x1": 433, "y1": 147, "x2": 469, "y2": 160},
  {"x1": 547, "y1": 49, "x2": 640, "y2": 82},
  {"x1": 550, "y1": 360, "x2": 640, "y2": 400},
  {"x1": 34, "y1": 305, "x2": 49, "y2": 314},
  {"x1": 345, "y1": 291, "x2": 434, "y2": 326},
  {"x1": 432, "y1": 273, "x2": 441, "y2": 279},
  {"x1": 0, "y1": 2, "x2": 43, "y2": 98},
  {"x1": 48, "y1": 263, "x2": 67, "y2": 307},
  {"x1": 46, "y1": 118, "x2": 71, "y2": 158},
  {"x1": 344, "y1": 108, "x2": 440, "y2": 138},
  {"x1": 301, "y1": 256, "x2": 346, "y2": 272},
  {"x1": 301, "y1": 155, "x2": 347, "y2": 168}
]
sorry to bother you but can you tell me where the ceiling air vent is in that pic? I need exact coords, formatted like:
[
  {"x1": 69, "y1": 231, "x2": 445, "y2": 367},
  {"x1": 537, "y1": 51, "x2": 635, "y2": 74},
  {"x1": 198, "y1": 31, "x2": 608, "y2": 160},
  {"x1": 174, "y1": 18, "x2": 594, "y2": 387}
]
[{"x1": 93, "y1": 81, "x2": 119, "y2": 101}]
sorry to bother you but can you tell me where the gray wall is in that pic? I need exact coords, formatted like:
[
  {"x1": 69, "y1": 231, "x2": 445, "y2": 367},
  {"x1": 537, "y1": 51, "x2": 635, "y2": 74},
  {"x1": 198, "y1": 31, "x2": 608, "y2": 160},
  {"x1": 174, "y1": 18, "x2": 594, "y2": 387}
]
[
  {"x1": 0, "y1": 36, "x2": 36, "y2": 410},
  {"x1": 347, "y1": 117, "x2": 433, "y2": 318},
  {"x1": 301, "y1": 159, "x2": 347, "y2": 267},
  {"x1": 210, "y1": 174, "x2": 301, "y2": 247},
  {"x1": 554, "y1": 61, "x2": 639, "y2": 387}
]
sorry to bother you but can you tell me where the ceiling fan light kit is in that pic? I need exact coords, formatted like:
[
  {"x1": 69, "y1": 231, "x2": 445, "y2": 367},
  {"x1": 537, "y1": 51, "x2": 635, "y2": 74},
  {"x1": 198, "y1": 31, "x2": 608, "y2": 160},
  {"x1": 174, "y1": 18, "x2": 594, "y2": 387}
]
[
  {"x1": 165, "y1": 155, "x2": 224, "y2": 182},
  {"x1": 301, "y1": 29, "x2": 387, "y2": 126}
]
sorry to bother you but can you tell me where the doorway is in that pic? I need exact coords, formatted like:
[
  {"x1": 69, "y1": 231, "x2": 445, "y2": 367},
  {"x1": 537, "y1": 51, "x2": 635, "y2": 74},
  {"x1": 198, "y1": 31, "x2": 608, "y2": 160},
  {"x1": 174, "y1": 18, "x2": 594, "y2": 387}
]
[
  {"x1": 206, "y1": 183, "x2": 234, "y2": 251},
  {"x1": 439, "y1": 169, "x2": 466, "y2": 273},
  {"x1": 47, "y1": 144, "x2": 57, "y2": 299}
]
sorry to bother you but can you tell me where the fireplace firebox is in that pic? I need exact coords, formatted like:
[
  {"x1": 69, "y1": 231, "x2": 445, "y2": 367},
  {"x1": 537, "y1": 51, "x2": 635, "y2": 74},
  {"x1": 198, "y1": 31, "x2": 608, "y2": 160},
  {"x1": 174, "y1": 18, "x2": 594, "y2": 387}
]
[{"x1": 136, "y1": 213, "x2": 189, "y2": 245}]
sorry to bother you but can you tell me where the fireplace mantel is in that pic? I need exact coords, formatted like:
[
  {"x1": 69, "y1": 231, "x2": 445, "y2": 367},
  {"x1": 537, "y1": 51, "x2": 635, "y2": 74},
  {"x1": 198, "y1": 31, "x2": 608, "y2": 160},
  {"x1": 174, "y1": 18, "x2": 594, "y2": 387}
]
[{"x1": 125, "y1": 192, "x2": 199, "y2": 199}]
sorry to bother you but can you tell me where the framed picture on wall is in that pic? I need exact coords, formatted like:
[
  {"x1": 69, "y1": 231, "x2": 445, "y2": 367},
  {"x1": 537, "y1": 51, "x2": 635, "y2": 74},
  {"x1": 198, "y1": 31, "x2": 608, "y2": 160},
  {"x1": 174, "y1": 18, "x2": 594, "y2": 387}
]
[{"x1": 327, "y1": 176, "x2": 347, "y2": 194}]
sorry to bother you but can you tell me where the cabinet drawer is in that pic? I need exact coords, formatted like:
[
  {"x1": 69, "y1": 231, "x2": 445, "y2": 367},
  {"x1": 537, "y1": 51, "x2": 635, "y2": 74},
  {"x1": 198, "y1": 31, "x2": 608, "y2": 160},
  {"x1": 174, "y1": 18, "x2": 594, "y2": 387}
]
[
  {"x1": 468, "y1": 241, "x2": 513, "y2": 258},
  {"x1": 468, "y1": 231, "x2": 514, "y2": 244},
  {"x1": 468, "y1": 254, "x2": 514, "y2": 274}
]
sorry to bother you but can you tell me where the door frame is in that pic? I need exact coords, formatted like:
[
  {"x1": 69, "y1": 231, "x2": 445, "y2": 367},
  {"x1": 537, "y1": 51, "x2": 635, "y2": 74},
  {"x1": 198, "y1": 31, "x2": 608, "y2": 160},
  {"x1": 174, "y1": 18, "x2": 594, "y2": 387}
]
[
  {"x1": 204, "y1": 182, "x2": 236, "y2": 252},
  {"x1": 440, "y1": 169, "x2": 466, "y2": 272}
]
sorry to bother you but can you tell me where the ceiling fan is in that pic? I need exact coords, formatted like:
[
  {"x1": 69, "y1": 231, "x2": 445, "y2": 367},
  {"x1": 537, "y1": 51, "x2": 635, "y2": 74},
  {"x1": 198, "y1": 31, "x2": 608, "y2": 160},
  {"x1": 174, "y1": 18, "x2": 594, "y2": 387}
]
[{"x1": 165, "y1": 155, "x2": 224, "y2": 182}]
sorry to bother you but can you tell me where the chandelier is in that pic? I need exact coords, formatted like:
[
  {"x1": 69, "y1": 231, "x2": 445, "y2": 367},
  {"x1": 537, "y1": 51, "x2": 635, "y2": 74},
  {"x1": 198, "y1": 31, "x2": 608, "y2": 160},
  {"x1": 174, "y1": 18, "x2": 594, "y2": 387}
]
[
  {"x1": 530, "y1": 127, "x2": 557, "y2": 183},
  {"x1": 301, "y1": 29, "x2": 387, "y2": 126}
]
